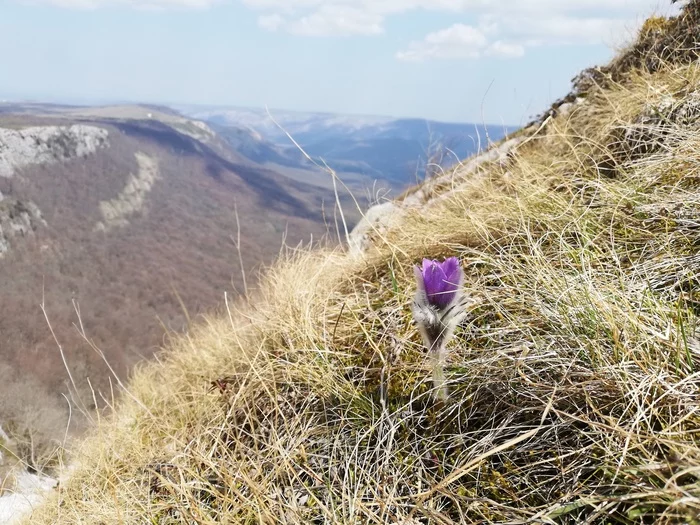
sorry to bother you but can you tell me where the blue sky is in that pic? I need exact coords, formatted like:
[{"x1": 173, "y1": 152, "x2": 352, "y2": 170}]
[{"x1": 0, "y1": 0, "x2": 680, "y2": 125}]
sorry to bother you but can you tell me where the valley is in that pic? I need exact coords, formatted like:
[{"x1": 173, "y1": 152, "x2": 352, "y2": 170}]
[
  {"x1": 0, "y1": 102, "x2": 511, "y2": 478},
  {"x1": 0, "y1": 104, "x2": 364, "y2": 474}
]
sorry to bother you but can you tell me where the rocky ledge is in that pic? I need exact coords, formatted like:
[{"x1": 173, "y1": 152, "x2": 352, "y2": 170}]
[{"x1": 0, "y1": 124, "x2": 108, "y2": 178}]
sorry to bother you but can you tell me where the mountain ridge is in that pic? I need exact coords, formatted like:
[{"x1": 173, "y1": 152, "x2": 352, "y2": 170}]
[{"x1": 177, "y1": 104, "x2": 517, "y2": 185}]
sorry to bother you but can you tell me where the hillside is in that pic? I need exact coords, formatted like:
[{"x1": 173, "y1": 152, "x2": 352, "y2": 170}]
[
  {"x1": 177, "y1": 105, "x2": 515, "y2": 187},
  {"x1": 22, "y1": 4, "x2": 700, "y2": 524},
  {"x1": 0, "y1": 105, "x2": 364, "y2": 476}
]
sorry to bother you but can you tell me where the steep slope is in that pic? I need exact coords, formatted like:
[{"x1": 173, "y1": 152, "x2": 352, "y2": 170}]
[
  {"x1": 210, "y1": 122, "x2": 402, "y2": 195},
  {"x1": 0, "y1": 108, "x2": 358, "y2": 473},
  {"x1": 25, "y1": 5, "x2": 700, "y2": 524}
]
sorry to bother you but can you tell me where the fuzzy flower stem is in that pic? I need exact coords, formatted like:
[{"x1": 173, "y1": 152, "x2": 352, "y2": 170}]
[
  {"x1": 411, "y1": 257, "x2": 467, "y2": 401},
  {"x1": 432, "y1": 340, "x2": 449, "y2": 402}
]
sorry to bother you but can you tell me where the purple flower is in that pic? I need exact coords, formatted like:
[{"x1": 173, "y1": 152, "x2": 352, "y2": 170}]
[
  {"x1": 412, "y1": 256, "x2": 467, "y2": 401},
  {"x1": 415, "y1": 257, "x2": 462, "y2": 309}
]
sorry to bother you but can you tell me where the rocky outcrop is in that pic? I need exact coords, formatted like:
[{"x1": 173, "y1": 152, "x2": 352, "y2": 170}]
[
  {"x1": 0, "y1": 196, "x2": 47, "y2": 257},
  {"x1": 620, "y1": 90, "x2": 700, "y2": 160},
  {"x1": 347, "y1": 202, "x2": 399, "y2": 257},
  {"x1": 172, "y1": 119, "x2": 217, "y2": 144},
  {"x1": 95, "y1": 152, "x2": 160, "y2": 231},
  {"x1": 0, "y1": 125, "x2": 108, "y2": 178}
]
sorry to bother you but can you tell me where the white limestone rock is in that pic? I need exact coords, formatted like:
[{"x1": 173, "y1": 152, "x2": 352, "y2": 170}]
[{"x1": 0, "y1": 125, "x2": 108, "y2": 178}]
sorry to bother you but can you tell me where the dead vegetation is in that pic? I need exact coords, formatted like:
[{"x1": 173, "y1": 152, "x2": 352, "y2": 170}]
[
  {"x1": 23, "y1": 3, "x2": 700, "y2": 523},
  {"x1": 0, "y1": 116, "x2": 357, "y2": 479},
  {"x1": 534, "y1": 1, "x2": 700, "y2": 126}
]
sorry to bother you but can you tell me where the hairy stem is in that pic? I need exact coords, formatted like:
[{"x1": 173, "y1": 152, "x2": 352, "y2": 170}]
[{"x1": 432, "y1": 341, "x2": 449, "y2": 401}]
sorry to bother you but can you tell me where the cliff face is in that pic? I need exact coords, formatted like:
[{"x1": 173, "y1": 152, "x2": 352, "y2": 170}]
[
  {"x1": 0, "y1": 197, "x2": 46, "y2": 256},
  {"x1": 0, "y1": 125, "x2": 108, "y2": 178},
  {"x1": 0, "y1": 125, "x2": 107, "y2": 256}
]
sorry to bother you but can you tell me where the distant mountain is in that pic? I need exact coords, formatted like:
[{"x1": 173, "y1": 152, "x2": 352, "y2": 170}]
[
  {"x1": 174, "y1": 106, "x2": 517, "y2": 187},
  {"x1": 210, "y1": 122, "x2": 308, "y2": 169},
  {"x1": 0, "y1": 103, "x2": 361, "y2": 465}
]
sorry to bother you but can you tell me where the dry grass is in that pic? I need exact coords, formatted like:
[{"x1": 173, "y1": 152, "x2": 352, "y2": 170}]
[
  {"x1": 0, "y1": 111, "x2": 360, "y2": 470},
  {"x1": 25, "y1": 8, "x2": 700, "y2": 524}
]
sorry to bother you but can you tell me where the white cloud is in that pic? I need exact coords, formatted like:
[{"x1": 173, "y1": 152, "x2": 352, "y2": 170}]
[
  {"x1": 396, "y1": 24, "x2": 489, "y2": 61},
  {"x1": 241, "y1": 0, "x2": 678, "y2": 17},
  {"x1": 18, "y1": 0, "x2": 682, "y2": 59},
  {"x1": 285, "y1": 5, "x2": 383, "y2": 36},
  {"x1": 487, "y1": 40, "x2": 526, "y2": 58},
  {"x1": 396, "y1": 9, "x2": 657, "y2": 62},
  {"x1": 396, "y1": 23, "x2": 530, "y2": 62},
  {"x1": 258, "y1": 13, "x2": 285, "y2": 31},
  {"x1": 21, "y1": 0, "x2": 221, "y2": 8},
  {"x1": 22, "y1": 0, "x2": 681, "y2": 15},
  {"x1": 239, "y1": 0, "x2": 680, "y2": 59}
]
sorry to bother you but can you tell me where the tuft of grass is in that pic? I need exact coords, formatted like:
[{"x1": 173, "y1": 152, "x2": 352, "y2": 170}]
[
  {"x1": 638, "y1": 16, "x2": 671, "y2": 39},
  {"x1": 26, "y1": 5, "x2": 700, "y2": 524}
]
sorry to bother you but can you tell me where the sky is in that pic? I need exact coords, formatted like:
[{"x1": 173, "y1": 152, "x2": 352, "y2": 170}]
[{"x1": 0, "y1": 0, "x2": 682, "y2": 125}]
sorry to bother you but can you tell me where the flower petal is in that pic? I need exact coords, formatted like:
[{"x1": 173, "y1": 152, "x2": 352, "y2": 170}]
[
  {"x1": 441, "y1": 257, "x2": 462, "y2": 293},
  {"x1": 427, "y1": 264, "x2": 449, "y2": 307},
  {"x1": 441, "y1": 257, "x2": 460, "y2": 283},
  {"x1": 415, "y1": 257, "x2": 463, "y2": 309}
]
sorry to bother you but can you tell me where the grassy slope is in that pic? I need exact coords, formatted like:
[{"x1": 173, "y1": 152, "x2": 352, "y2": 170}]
[
  {"x1": 0, "y1": 111, "x2": 365, "y2": 477},
  {"x1": 27, "y1": 9, "x2": 700, "y2": 524}
]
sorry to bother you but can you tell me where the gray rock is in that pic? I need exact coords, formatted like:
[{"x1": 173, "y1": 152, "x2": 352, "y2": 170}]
[
  {"x1": 622, "y1": 91, "x2": 700, "y2": 159},
  {"x1": 0, "y1": 125, "x2": 108, "y2": 177},
  {"x1": 0, "y1": 199, "x2": 47, "y2": 257},
  {"x1": 348, "y1": 201, "x2": 399, "y2": 257}
]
